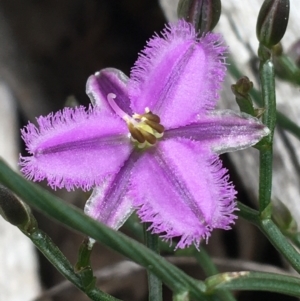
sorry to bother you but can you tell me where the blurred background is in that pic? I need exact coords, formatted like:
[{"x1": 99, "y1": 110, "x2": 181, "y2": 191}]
[{"x1": 0, "y1": 1, "x2": 299, "y2": 300}]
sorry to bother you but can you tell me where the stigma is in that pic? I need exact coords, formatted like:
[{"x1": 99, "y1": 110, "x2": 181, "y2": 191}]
[{"x1": 107, "y1": 93, "x2": 164, "y2": 149}]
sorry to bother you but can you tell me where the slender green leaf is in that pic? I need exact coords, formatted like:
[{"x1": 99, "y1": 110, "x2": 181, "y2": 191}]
[
  {"x1": 28, "y1": 229, "x2": 118, "y2": 301},
  {"x1": 274, "y1": 54, "x2": 300, "y2": 86},
  {"x1": 194, "y1": 248, "x2": 236, "y2": 301},
  {"x1": 236, "y1": 202, "x2": 260, "y2": 226},
  {"x1": 259, "y1": 219, "x2": 300, "y2": 274},
  {"x1": 0, "y1": 158, "x2": 207, "y2": 299},
  {"x1": 206, "y1": 271, "x2": 300, "y2": 297},
  {"x1": 144, "y1": 223, "x2": 162, "y2": 301},
  {"x1": 237, "y1": 203, "x2": 300, "y2": 274}
]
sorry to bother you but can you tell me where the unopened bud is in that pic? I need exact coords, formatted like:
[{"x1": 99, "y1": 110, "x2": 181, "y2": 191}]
[
  {"x1": 256, "y1": 0, "x2": 290, "y2": 48},
  {"x1": 177, "y1": 0, "x2": 221, "y2": 33},
  {"x1": 231, "y1": 77, "x2": 256, "y2": 116},
  {"x1": 0, "y1": 184, "x2": 37, "y2": 232},
  {"x1": 231, "y1": 76, "x2": 253, "y2": 97}
]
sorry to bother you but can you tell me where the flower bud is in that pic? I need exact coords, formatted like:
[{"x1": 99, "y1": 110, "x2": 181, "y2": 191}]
[
  {"x1": 0, "y1": 184, "x2": 37, "y2": 232},
  {"x1": 231, "y1": 77, "x2": 256, "y2": 116},
  {"x1": 177, "y1": 0, "x2": 221, "y2": 33},
  {"x1": 256, "y1": 0, "x2": 290, "y2": 48},
  {"x1": 231, "y1": 76, "x2": 253, "y2": 97}
]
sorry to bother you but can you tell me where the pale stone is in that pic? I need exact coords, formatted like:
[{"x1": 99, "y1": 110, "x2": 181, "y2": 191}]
[{"x1": 0, "y1": 83, "x2": 41, "y2": 300}]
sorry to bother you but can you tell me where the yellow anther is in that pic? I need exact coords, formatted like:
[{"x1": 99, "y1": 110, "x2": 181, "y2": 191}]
[
  {"x1": 127, "y1": 123, "x2": 146, "y2": 143},
  {"x1": 143, "y1": 119, "x2": 164, "y2": 134},
  {"x1": 127, "y1": 108, "x2": 165, "y2": 149}
]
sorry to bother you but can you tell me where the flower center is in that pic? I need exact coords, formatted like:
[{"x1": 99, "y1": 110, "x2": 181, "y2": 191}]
[{"x1": 107, "y1": 93, "x2": 164, "y2": 149}]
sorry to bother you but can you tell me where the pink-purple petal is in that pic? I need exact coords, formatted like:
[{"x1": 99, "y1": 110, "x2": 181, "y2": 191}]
[
  {"x1": 129, "y1": 138, "x2": 237, "y2": 249},
  {"x1": 86, "y1": 68, "x2": 133, "y2": 115},
  {"x1": 18, "y1": 19, "x2": 270, "y2": 250},
  {"x1": 164, "y1": 110, "x2": 270, "y2": 154},
  {"x1": 128, "y1": 20, "x2": 227, "y2": 129},
  {"x1": 84, "y1": 152, "x2": 140, "y2": 229},
  {"x1": 20, "y1": 106, "x2": 133, "y2": 190}
]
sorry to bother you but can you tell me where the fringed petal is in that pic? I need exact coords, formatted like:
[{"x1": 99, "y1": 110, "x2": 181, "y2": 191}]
[
  {"x1": 84, "y1": 152, "x2": 140, "y2": 229},
  {"x1": 128, "y1": 20, "x2": 227, "y2": 129},
  {"x1": 129, "y1": 138, "x2": 237, "y2": 249},
  {"x1": 86, "y1": 68, "x2": 133, "y2": 116},
  {"x1": 20, "y1": 106, "x2": 133, "y2": 190},
  {"x1": 164, "y1": 110, "x2": 270, "y2": 154}
]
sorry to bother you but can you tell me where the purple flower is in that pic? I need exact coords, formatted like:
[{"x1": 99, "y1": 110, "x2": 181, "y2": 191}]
[{"x1": 20, "y1": 21, "x2": 269, "y2": 249}]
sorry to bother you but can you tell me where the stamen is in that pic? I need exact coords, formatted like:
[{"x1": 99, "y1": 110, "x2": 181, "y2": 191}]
[
  {"x1": 139, "y1": 128, "x2": 157, "y2": 145},
  {"x1": 143, "y1": 119, "x2": 164, "y2": 133},
  {"x1": 128, "y1": 123, "x2": 146, "y2": 143},
  {"x1": 130, "y1": 109, "x2": 165, "y2": 148},
  {"x1": 106, "y1": 93, "x2": 164, "y2": 149},
  {"x1": 142, "y1": 113, "x2": 160, "y2": 123}
]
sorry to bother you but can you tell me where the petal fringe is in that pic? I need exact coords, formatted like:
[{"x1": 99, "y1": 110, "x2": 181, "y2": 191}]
[
  {"x1": 128, "y1": 20, "x2": 227, "y2": 129},
  {"x1": 129, "y1": 138, "x2": 237, "y2": 249},
  {"x1": 20, "y1": 106, "x2": 132, "y2": 190}
]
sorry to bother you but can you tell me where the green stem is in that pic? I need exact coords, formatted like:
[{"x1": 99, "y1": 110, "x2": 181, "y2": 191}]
[
  {"x1": 258, "y1": 46, "x2": 276, "y2": 214},
  {"x1": 144, "y1": 223, "x2": 163, "y2": 301},
  {"x1": 237, "y1": 202, "x2": 300, "y2": 274},
  {"x1": 195, "y1": 248, "x2": 218, "y2": 276},
  {"x1": 258, "y1": 219, "x2": 300, "y2": 273},
  {"x1": 26, "y1": 228, "x2": 120, "y2": 301},
  {"x1": 258, "y1": 148, "x2": 273, "y2": 214},
  {"x1": 194, "y1": 248, "x2": 237, "y2": 301},
  {"x1": 236, "y1": 202, "x2": 260, "y2": 226}
]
